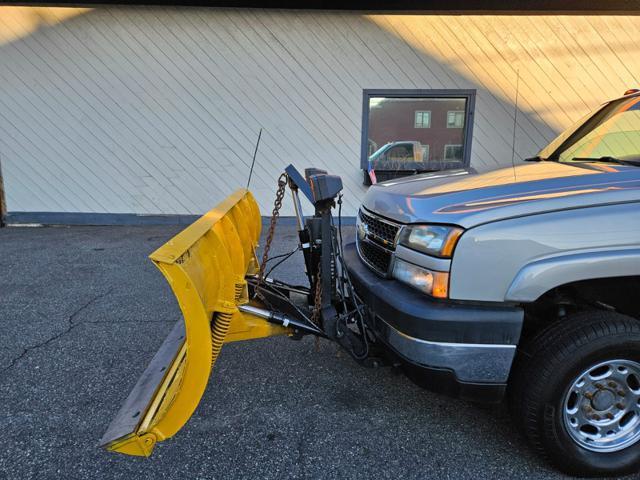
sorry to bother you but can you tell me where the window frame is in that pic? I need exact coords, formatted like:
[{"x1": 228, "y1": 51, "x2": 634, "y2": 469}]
[
  {"x1": 361, "y1": 89, "x2": 476, "y2": 170},
  {"x1": 414, "y1": 110, "x2": 432, "y2": 128}
]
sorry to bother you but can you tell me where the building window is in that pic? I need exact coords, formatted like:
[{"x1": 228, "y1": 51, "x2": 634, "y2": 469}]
[
  {"x1": 414, "y1": 111, "x2": 431, "y2": 128},
  {"x1": 447, "y1": 110, "x2": 465, "y2": 128},
  {"x1": 361, "y1": 89, "x2": 475, "y2": 183},
  {"x1": 421, "y1": 144, "x2": 430, "y2": 161},
  {"x1": 444, "y1": 144, "x2": 463, "y2": 161}
]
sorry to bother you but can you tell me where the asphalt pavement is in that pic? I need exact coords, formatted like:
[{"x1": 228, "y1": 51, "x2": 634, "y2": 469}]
[{"x1": 0, "y1": 223, "x2": 579, "y2": 479}]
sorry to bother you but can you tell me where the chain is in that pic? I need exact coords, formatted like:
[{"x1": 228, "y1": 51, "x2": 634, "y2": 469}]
[
  {"x1": 255, "y1": 173, "x2": 288, "y2": 297},
  {"x1": 256, "y1": 172, "x2": 322, "y2": 330},
  {"x1": 311, "y1": 260, "x2": 322, "y2": 326}
]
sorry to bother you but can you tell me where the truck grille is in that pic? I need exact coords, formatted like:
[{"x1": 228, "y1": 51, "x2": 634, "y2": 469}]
[
  {"x1": 358, "y1": 239, "x2": 392, "y2": 275},
  {"x1": 356, "y1": 209, "x2": 401, "y2": 276},
  {"x1": 358, "y1": 210, "x2": 400, "y2": 247}
]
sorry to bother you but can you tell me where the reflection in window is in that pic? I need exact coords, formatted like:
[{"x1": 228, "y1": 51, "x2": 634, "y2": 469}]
[
  {"x1": 363, "y1": 93, "x2": 473, "y2": 184},
  {"x1": 447, "y1": 111, "x2": 465, "y2": 128},
  {"x1": 367, "y1": 139, "x2": 378, "y2": 156},
  {"x1": 444, "y1": 144, "x2": 463, "y2": 161},
  {"x1": 386, "y1": 144, "x2": 413, "y2": 162},
  {"x1": 421, "y1": 144, "x2": 430, "y2": 161},
  {"x1": 414, "y1": 111, "x2": 431, "y2": 128}
]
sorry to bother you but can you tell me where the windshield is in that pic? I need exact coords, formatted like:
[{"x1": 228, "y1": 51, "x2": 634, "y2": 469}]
[
  {"x1": 369, "y1": 143, "x2": 392, "y2": 160},
  {"x1": 540, "y1": 96, "x2": 640, "y2": 164}
]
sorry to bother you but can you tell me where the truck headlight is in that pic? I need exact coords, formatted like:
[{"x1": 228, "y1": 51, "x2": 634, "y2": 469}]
[
  {"x1": 392, "y1": 258, "x2": 449, "y2": 298},
  {"x1": 397, "y1": 225, "x2": 463, "y2": 258}
]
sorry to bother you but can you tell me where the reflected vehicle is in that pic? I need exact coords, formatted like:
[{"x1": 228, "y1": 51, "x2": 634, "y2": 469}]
[{"x1": 363, "y1": 141, "x2": 463, "y2": 185}]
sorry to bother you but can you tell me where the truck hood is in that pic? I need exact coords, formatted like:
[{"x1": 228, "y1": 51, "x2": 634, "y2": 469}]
[{"x1": 362, "y1": 162, "x2": 640, "y2": 228}]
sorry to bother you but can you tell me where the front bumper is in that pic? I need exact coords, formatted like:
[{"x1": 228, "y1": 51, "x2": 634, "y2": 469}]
[{"x1": 343, "y1": 242, "x2": 524, "y2": 402}]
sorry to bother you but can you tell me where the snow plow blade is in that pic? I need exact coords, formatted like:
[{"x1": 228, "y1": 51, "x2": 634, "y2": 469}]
[{"x1": 100, "y1": 189, "x2": 291, "y2": 457}]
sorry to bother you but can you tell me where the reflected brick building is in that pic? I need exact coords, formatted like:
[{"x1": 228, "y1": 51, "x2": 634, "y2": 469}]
[{"x1": 368, "y1": 97, "x2": 467, "y2": 161}]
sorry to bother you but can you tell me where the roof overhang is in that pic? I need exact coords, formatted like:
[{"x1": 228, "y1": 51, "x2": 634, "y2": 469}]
[{"x1": 4, "y1": 0, "x2": 640, "y2": 13}]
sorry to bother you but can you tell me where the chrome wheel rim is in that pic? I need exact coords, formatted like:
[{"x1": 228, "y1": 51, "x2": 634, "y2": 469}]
[{"x1": 563, "y1": 359, "x2": 640, "y2": 452}]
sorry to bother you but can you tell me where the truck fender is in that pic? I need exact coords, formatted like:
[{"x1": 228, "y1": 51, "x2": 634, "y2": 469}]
[{"x1": 505, "y1": 248, "x2": 640, "y2": 303}]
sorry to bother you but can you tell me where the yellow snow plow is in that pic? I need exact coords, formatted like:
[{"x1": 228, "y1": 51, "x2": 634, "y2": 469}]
[
  {"x1": 99, "y1": 189, "x2": 295, "y2": 456},
  {"x1": 101, "y1": 166, "x2": 369, "y2": 457}
]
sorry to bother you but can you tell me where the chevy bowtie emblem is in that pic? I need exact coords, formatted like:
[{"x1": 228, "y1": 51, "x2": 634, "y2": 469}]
[{"x1": 357, "y1": 221, "x2": 367, "y2": 241}]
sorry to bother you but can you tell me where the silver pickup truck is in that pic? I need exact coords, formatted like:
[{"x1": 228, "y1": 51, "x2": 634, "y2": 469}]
[{"x1": 344, "y1": 91, "x2": 640, "y2": 476}]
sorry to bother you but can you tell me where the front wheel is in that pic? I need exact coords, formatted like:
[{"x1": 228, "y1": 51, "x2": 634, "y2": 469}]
[{"x1": 509, "y1": 311, "x2": 640, "y2": 477}]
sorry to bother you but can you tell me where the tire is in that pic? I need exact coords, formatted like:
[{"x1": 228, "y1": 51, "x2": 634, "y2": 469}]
[
  {"x1": 509, "y1": 311, "x2": 640, "y2": 477},
  {"x1": 363, "y1": 170, "x2": 372, "y2": 186}
]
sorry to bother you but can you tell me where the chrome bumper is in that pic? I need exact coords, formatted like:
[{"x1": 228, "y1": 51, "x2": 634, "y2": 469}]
[{"x1": 378, "y1": 317, "x2": 516, "y2": 384}]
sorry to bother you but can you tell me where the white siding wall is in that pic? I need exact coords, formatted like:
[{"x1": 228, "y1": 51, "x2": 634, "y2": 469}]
[{"x1": 0, "y1": 7, "x2": 638, "y2": 216}]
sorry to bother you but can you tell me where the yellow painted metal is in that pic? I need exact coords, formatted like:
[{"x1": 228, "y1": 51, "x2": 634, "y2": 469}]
[
  {"x1": 103, "y1": 189, "x2": 293, "y2": 457},
  {"x1": 226, "y1": 307, "x2": 292, "y2": 343}
]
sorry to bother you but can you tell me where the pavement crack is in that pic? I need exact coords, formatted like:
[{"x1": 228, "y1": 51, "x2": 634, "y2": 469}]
[
  {"x1": 0, "y1": 287, "x2": 115, "y2": 376},
  {"x1": 70, "y1": 287, "x2": 115, "y2": 326}
]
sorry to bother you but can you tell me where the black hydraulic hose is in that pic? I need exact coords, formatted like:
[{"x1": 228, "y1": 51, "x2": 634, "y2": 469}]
[
  {"x1": 264, "y1": 246, "x2": 301, "y2": 279},
  {"x1": 252, "y1": 281, "x2": 313, "y2": 324},
  {"x1": 263, "y1": 248, "x2": 299, "y2": 265},
  {"x1": 333, "y1": 197, "x2": 369, "y2": 360}
]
